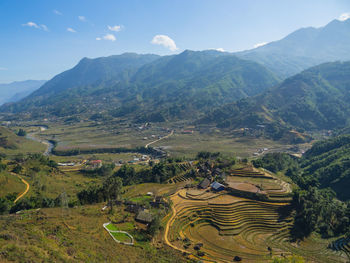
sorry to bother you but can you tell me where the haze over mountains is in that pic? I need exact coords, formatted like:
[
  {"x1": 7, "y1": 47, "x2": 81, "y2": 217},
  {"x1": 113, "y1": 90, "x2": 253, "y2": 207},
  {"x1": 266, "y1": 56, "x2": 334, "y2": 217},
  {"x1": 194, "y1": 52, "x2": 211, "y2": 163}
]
[
  {"x1": 236, "y1": 18, "x2": 350, "y2": 78},
  {"x1": 0, "y1": 80, "x2": 46, "y2": 106},
  {"x1": 1, "y1": 18, "x2": 350, "y2": 137}
]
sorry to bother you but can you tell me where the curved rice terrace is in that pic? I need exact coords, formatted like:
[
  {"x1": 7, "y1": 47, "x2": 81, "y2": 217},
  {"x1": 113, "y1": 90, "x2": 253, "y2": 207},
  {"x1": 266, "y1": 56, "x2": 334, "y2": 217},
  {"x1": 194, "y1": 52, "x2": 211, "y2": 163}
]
[{"x1": 164, "y1": 167, "x2": 348, "y2": 263}]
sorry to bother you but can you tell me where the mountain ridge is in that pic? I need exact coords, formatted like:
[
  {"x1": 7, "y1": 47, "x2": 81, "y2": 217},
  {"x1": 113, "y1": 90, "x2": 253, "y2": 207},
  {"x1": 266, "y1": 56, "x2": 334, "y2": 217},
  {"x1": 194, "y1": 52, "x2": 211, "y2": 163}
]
[
  {"x1": 235, "y1": 19, "x2": 350, "y2": 77},
  {"x1": 0, "y1": 50, "x2": 279, "y2": 121},
  {"x1": 0, "y1": 80, "x2": 46, "y2": 106}
]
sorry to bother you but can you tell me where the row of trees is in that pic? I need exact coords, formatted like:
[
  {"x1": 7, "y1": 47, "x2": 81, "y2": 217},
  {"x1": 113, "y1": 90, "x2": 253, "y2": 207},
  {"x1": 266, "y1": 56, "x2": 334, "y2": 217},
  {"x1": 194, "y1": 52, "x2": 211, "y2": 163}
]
[
  {"x1": 77, "y1": 176, "x2": 123, "y2": 208},
  {"x1": 0, "y1": 192, "x2": 66, "y2": 214}
]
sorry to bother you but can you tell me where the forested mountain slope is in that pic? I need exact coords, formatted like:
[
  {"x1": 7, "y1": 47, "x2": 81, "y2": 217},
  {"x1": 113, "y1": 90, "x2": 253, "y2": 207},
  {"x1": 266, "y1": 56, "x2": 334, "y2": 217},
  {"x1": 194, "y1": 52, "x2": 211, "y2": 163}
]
[
  {"x1": 1, "y1": 51, "x2": 279, "y2": 121},
  {"x1": 201, "y1": 61, "x2": 350, "y2": 135}
]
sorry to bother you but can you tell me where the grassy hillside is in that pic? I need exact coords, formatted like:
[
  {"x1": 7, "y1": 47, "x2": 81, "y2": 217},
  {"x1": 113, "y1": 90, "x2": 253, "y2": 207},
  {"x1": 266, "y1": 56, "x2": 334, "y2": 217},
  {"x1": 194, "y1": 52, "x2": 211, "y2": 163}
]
[
  {"x1": 0, "y1": 126, "x2": 45, "y2": 157},
  {"x1": 0, "y1": 205, "x2": 189, "y2": 263}
]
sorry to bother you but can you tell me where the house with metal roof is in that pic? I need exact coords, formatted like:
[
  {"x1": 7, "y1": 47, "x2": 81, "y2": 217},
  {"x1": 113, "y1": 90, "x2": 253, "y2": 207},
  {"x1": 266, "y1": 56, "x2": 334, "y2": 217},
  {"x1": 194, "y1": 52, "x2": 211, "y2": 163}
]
[{"x1": 211, "y1": 181, "x2": 225, "y2": 191}]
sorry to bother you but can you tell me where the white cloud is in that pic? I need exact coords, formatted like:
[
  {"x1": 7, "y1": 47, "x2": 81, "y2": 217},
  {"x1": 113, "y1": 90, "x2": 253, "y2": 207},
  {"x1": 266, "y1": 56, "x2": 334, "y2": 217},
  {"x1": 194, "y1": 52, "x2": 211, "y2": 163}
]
[
  {"x1": 215, "y1": 48, "x2": 225, "y2": 52},
  {"x1": 108, "y1": 25, "x2": 122, "y2": 32},
  {"x1": 0, "y1": 67, "x2": 7, "y2": 71},
  {"x1": 22, "y1": 22, "x2": 40, "y2": 28},
  {"x1": 78, "y1": 16, "x2": 86, "y2": 22},
  {"x1": 208, "y1": 48, "x2": 226, "y2": 52},
  {"x1": 254, "y1": 42, "x2": 268, "y2": 48},
  {"x1": 96, "y1": 34, "x2": 116, "y2": 41},
  {"x1": 338, "y1": 13, "x2": 350, "y2": 21},
  {"x1": 22, "y1": 22, "x2": 48, "y2": 31},
  {"x1": 67, "y1": 27, "x2": 76, "y2": 33},
  {"x1": 41, "y1": 24, "x2": 49, "y2": 31},
  {"x1": 103, "y1": 34, "x2": 116, "y2": 41},
  {"x1": 53, "y1": 9, "x2": 62, "y2": 15},
  {"x1": 151, "y1": 35, "x2": 178, "y2": 51}
]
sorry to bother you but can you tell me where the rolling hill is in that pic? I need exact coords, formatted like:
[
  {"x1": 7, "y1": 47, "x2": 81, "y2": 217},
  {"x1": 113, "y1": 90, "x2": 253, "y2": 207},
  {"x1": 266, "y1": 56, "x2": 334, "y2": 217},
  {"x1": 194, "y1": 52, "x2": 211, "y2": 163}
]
[
  {"x1": 200, "y1": 61, "x2": 350, "y2": 137},
  {"x1": 236, "y1": 18, "x2": 350, "y2": 78}
]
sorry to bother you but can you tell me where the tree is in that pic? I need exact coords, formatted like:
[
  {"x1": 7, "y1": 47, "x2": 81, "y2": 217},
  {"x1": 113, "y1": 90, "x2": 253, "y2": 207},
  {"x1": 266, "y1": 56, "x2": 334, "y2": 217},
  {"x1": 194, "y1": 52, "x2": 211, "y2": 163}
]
[
  {"x1": 12, "y1": 164, "x2": 23, "y2": 174},
  {"x1": 147, "y1": 214, "x2": 161, "y2": 238},
  {"x1": 17, "y1": 129, "x2": 27, "y2": 137},
  {"x1": 0, "y1": 197, "x2": 10, "y2": 215},
  {"x1": 103, "y1": 176, "x2": 123, "y2": 213},
  {"x1": 271, "y1": 255, "x2": 305, "y2": 263}
]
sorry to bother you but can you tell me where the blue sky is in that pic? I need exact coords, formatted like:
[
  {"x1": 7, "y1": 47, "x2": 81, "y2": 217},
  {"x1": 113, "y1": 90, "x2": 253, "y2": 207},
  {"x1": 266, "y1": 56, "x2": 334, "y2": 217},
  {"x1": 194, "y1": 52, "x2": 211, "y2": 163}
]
[{"x1": 0, "y1": 0, "x2": 349, "y2": 83}]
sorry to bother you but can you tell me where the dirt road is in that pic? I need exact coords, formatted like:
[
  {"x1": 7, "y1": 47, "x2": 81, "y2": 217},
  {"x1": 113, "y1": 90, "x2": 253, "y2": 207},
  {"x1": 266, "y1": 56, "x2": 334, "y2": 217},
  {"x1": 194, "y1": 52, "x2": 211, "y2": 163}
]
[
  {"x1": 12, "y1": 173, "x2": 30, "y2": 203},
  {"x1": 145, "y1": 130, "x2": 174, "y2": 148}
]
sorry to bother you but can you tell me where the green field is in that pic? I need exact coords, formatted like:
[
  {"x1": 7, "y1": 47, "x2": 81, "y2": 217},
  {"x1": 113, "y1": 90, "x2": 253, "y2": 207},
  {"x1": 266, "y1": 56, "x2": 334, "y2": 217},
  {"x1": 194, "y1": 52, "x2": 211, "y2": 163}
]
[
  {"x1": 0, "y1": 172, "x2": 24, "y2": 197},
  {"x1": 151, "y1": 131, "x2": 297, "y2": 158},
  {"x1": 18, "y1": 121, "x2": 310, "y2": 159},
  {"x1": 111, "y1": 231, "x2": 132, "y2": 243},
  {"x1": 33, "y1": 121, "x2": 170, "y2": 150},
  {"x1": 0, "y1": 126, "x2": 46, "y2": 157}
]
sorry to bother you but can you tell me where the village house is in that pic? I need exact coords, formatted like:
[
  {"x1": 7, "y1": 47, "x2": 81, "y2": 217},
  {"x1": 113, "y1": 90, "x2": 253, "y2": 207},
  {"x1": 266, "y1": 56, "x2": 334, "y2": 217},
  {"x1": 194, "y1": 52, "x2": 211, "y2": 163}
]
[
  {"x1": 211, "y1": 181, "x2": 225, "y2": 192},
  {"x1": 124, "y1": 201, "x2": 144, "y2": 214},
  {"x1": 136, "y1": 210, "x2": 153, "y2": 224},
  {"x1": 198, "y1": 178, "x2": 211, "y2": 189},
  {"x1": 89, "y1": 160, "x2": 102, "y2": 168}
]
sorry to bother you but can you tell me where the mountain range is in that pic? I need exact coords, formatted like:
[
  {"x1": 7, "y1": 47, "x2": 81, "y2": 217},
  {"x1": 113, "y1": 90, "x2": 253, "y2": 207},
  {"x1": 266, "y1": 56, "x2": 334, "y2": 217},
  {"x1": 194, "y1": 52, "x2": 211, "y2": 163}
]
[
  {"x1": 1, "y1": 18, "x2": 350, "y2": 138},
  {"x1": 236, "y1": 18, "x2": 350, "y2": 78},
  {"x1": 0, "y1": 80, "x2": 46, "y2": 106},
  {"x1": 1, "y1": 51, "x2": 279, "y2": 121}
]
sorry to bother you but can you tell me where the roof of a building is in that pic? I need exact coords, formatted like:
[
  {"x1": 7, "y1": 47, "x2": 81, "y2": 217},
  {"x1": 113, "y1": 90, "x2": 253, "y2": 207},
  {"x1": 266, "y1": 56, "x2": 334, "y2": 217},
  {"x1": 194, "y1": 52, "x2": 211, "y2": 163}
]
[
  {"x1": 136, "y1": 211, "x2": 153, "y2": 224},
  {"x1": 211, "y1": 181, "x2": 225, "y2": 191},
  {"x1": 90, "y1": 160, "x2": 102, "y2": 164},
  {"x1": 198, "y1": 178, "x2": 211, "y2": 189}
]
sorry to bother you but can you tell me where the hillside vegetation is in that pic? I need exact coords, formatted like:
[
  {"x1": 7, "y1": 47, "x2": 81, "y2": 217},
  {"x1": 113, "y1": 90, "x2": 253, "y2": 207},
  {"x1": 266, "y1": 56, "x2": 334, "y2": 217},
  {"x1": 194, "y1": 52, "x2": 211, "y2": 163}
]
[
  {"x1": 253, "y1": 135, "x2": 350, "y2": 241},
  {"x1": 0, "y1": 127, "x2": 45, "y2": 156},
  {"x1": 0, "y1": 205, "x2": 189, "y2": 263},
  {"x1": 201, "y1": 61, "x2": 350, "y2": 137}
]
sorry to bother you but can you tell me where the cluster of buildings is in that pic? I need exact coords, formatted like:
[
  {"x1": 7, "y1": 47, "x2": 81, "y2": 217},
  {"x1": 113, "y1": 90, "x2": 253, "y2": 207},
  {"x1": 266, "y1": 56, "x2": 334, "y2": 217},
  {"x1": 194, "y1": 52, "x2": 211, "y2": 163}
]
[
  {"x1": 197, "y1": 162, "x2": 226, "y2": 192},
  {"x1": 253, "y1": 147, "x2": 269, "y2": 156}
]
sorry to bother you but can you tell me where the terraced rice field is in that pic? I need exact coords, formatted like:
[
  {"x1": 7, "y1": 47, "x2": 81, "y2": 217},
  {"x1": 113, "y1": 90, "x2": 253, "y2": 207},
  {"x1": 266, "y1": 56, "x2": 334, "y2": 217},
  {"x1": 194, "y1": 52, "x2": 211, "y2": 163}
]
[
  {"x1": 165, "y1": 167, "x2": 348, "y2": 262},
  {"x1": 167, "y1": 162, "x2": 193, "y2": 184}
]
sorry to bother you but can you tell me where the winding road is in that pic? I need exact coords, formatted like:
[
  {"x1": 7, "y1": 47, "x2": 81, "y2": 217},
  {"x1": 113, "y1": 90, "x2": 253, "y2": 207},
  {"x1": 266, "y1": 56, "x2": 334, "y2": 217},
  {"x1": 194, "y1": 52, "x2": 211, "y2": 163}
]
[
  {"x1": 12, "y1": 173, "x2": 30, "y2": 203},
  {"x1": 145, "y1": 130, "x2": 174, "y2": 148}
]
